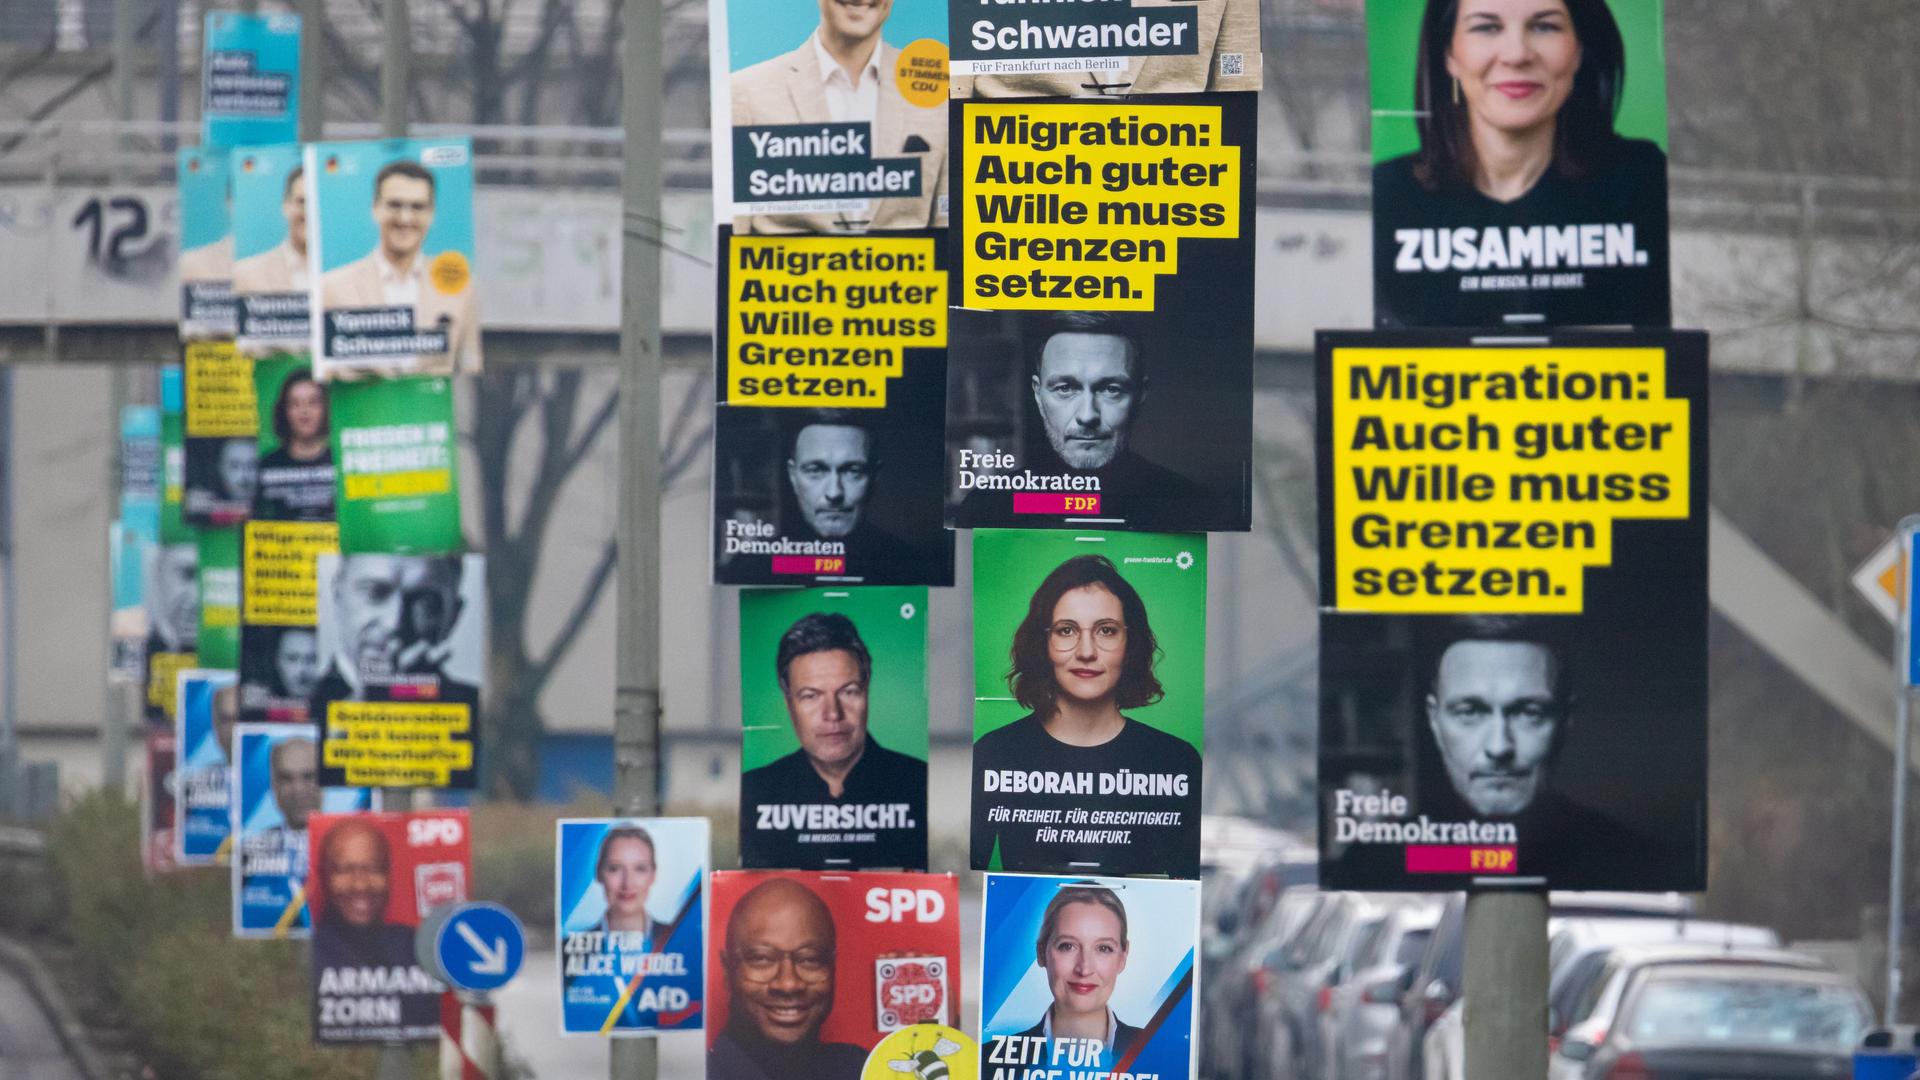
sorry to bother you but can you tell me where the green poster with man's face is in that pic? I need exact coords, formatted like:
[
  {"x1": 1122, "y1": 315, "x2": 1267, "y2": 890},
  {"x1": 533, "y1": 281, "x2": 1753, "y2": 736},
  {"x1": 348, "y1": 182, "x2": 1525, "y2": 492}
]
[
  {"x1": 197, "y1": 526, "x2": 242, "y2": 670},
  {"x1": 329, "y1": 377, "x2": 462, "y2": 554},
  {"x1": 736, "y1": 586, "x2": 929, "y2": 870},
  {"x1": 968, "y1": 529, "x2": 1208, "y2": 877}
]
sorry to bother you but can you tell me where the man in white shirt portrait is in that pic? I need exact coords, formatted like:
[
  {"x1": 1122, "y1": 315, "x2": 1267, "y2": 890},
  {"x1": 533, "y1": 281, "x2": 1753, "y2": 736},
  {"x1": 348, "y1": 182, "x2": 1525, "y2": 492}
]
[
  {"x1": 233, "y1": 165, "x2": 309, "y2": 295},
  {"x1": 728, "y1": 0, "x2": 947, "y2": 234}
]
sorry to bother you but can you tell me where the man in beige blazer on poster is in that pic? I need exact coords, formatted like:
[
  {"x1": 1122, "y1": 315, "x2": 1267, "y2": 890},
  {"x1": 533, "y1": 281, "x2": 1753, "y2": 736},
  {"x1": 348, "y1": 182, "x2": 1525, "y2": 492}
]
[
  {"x1": 950, "y1": 0, "x2": 1261, "y2": 98},
  {"x1": 319, "y1": 160, "x2": 480, "y2": 375},
  {"x1": 233, "y1": 165, "x2": 308, "y2": 295},
  {"x1": 730, "y1": 0, "x2": 948, "y2": 234}
]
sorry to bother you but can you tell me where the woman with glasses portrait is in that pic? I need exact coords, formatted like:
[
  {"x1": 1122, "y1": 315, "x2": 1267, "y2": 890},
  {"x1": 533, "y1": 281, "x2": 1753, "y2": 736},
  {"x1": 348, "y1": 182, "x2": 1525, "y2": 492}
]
[{"x1": 969, "y1": 554, "x2": 1203, "y2": 877}]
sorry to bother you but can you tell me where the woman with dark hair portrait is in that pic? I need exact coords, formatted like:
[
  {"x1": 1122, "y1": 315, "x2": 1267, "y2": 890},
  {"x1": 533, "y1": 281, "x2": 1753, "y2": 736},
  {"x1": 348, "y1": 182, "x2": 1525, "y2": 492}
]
[
  {"x1": 1372, "y1": 0, "x2": 1670, "y2": 328},
  {"x1": 1016, "y1": 884, "x2": 1143, "y2": 1065},
  {"x1": 255, "y1": 368, "x2": 336, "y2": 520},
  {"x1": 970, "y1": 555, "x2": 1203, "y2": 876}
]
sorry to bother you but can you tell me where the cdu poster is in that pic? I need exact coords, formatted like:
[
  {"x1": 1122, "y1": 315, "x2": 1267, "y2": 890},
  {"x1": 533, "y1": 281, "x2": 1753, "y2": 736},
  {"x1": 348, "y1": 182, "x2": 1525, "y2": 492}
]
[
  {"x1": 738, "y1": 587, "x2": 928, "y2": 870},
  {"x1": 201, "y1": 11, "x2": 301, "y2": 148},
  {"x1": 177, "y1": 148, "x2": 237, "y2": 341},
  {"x1": 948, "y1": 0, "x2": 1260, "y2": 95},
  {"x1": 1315, "y1": 329, "x2": 1707, "y2": 891},
  {"x1": 555, "y1": 817, "x2": 709, "y2": 1035},
  {"x1": 232, "y1": 144, "x2": 312, "y2": 356},
  {"x1": 1366, "y1": 0, "x2": 1670, "y2": 329},
  {"x1": 232, "y1": 723, "x2": 375, "y2": 938},
  {"x1": 970, "y1": 530, "x2": 1206, "y2": 878}
]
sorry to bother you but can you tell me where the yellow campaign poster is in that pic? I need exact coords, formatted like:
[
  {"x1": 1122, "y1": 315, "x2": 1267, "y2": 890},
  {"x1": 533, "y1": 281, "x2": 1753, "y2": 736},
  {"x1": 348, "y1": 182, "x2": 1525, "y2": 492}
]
[{"x1": 242, "y1": 521, "x2": 340, "y2": 625}]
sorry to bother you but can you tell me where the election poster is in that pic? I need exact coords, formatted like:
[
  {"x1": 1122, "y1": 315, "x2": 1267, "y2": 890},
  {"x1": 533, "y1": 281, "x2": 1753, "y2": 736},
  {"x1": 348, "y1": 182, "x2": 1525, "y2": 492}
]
[
  {"x1": 252, "y1": 354, "x2": 335, "y2": 521},
  {"x1": 555, "y1": 817, "x2": 709, "y2": 1036},
  {"x1": 313, "y1": 552, "x2": 486, "y2": 790},
  {"x1": 330, "y1": 377, "x2": 463, "y2": 555},
  {"x1": 160, "y1": 365, "x2": 193, "y2": 544},
  {"x1": 947, "y1": 0, "x2": 1260, "y2": 96},
  {"x1": 1315, "y1": 329, "x2": 1707, "y2": 891},
  {"x1": 174, "y1": 669, "x2": 238, "y2": 865},
  {"x1": 183, "y1": 340, "x2": 258, "y2": 527},
  {"x1": 1367, "y1": 0, "x2": 1671, "y2": 329},
  {"x1": 239, "y1": 520, "x2": 339, "y2": 724},
  {"x1": 970, "y1": 529, "x2": 1206, "y2": 878},
  {"x1": 304, "y1": 138, "x2": 482, "y2": 379},
  {"x1": 113, "y1": 405, "x2": 164, "y2": 682},
  {"x1": 713, "y1": 230, "x2": 955, "y2": 586},
  {"x1": 232, "y1": 723, "x2": 374, "y2": 939},
  {"x1": 197, "y1": 527, "x2": 242, "y2": 670},
  {"x1": 178, "y1": 148, "x2": 237, "y2": 341},
  {"x1": 738, "y1": 587, "x2": 928, "y2": 870},
  {"x1": 944, "y1": 95, "x2": 1254, "y2": 532},
  {"x1": 144, "y1": 540, "x2": 198, "y2": 727},
  {"x1": 707, "y1": 871, "x2": 961, "y2": 1078},
  {"x1": 308, "y1": 809, "x2": 470, "y2": 1043},
  {"x1": 979, "y1": 873, "x2": 1198, "y2": 1080},
  {"x1": 110, "y1": 522, "x2": 149, "y2": 683},
  {"x1": 142, "y1": 731, "x2": 178, "y2": 876},
  {"x1": 707, "y1": 0, "x2": 948, "y2": 233},
  {"x1": 201, "y1": 11, "x2": 301, "y2": 148},
  {"x1": 232, "y1": 144, "x2": 312, "y2": 357}
]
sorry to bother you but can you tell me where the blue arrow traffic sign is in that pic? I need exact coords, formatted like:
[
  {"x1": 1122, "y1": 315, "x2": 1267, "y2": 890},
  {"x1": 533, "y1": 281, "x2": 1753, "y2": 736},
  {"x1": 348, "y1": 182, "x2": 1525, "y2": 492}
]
[{"x1": 433, "y1": 902, "x2": 526, "y2": 993}]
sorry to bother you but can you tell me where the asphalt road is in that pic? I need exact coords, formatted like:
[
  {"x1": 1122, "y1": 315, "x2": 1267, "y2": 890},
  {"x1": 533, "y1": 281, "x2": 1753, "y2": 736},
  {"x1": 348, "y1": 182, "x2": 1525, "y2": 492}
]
[{"x1": 0, "y1": 962, "x2": 84, "y2": 1080}]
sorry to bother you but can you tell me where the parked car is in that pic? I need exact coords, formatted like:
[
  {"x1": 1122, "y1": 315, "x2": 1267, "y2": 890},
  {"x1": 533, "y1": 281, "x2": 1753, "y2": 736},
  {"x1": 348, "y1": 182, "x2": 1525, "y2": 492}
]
[
  {"x1": 1319, "y1": 901, "x2": 1442, "y2": 1080},
  {"x1": 1212, "y1": 886, "x2": 1330, "y2": 1079},
  {"x1": 1569, "y1": 962, "x2": 1869, "y2": 1079},
  {"x1": 1254, "y1": 892, "x2": 1381, "y2": 1080}
]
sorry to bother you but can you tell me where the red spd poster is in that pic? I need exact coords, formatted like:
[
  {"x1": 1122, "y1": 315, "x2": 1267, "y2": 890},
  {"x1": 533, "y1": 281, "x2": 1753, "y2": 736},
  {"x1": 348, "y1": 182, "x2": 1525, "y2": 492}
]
[{"x1": 707, "y1": 870, "x2": 960, "y2": 1079}]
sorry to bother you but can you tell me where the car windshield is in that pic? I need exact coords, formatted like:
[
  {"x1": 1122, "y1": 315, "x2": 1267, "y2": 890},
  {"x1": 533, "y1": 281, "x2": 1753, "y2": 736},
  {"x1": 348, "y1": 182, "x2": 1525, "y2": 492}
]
[
  {"x1": 1394, "y1": 928, "x2": 1431, "y2": 967},
  {"x1": 1622, "y1": 978, "x2": 1866, "y2": 1051}
]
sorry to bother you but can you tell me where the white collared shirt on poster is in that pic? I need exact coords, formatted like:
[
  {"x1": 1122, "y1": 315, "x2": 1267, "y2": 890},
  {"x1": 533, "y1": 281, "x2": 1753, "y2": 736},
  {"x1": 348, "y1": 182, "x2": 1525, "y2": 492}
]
[
  {"x1": 812, "y1": 30, "x2": 882, "y2": 126},
  {"x1": 377, "y1": 252, "x2": 425, "y2": 307}
]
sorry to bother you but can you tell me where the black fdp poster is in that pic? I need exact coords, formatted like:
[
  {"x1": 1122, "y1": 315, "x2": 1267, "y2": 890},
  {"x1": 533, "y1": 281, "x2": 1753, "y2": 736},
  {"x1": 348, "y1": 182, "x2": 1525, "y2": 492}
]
[
  {"x1": 1316, "y1": 329, "x2": 1707, "y2": 891},
  {"x1": 712, "y1": 227, "x2": 955, "y2": 586},
  {"x1": 945, "y1": 94, "x2": 1254, "y2": 532}
]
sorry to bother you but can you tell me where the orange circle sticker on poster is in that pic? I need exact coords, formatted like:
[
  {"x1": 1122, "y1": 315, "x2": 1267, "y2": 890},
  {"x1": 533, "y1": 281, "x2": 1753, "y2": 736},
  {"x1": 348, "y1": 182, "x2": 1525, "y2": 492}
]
[
  {"x1": 862, "y1": 1024, "x2": 978, "y2": 1080},
  {"x1": 430, "y1": 251, "x2": 471, "y2": 295},
  {"x1": 894, "y1": 39, "x2": 949, "y2": 109}
]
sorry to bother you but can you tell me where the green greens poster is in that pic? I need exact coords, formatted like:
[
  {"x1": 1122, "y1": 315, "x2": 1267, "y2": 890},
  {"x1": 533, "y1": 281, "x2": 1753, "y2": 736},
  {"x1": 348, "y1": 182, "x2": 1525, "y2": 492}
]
[
  {"x1": 1365, "y1": 0, "x2": 1671, "y2": 329},
  {"x1": 969, "y1": 529, "x2": 1207, "y2": 877},
  {"x1": 197, "y1": 527, "x2": 242, "y2": 671},
  {"x1": 330, "y1": 377, "x2": 462, "y2": 554},
  {"x1": 737, "y1": 586, "x2": 928, "y2": 870},
  {"x1": 251, "y1": 354, "x2": 335, "y2": 521}
]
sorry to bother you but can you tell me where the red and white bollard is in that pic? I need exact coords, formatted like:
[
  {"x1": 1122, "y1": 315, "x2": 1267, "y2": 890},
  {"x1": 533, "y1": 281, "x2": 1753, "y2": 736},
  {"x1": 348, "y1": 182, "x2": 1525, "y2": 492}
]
[{"x1": 439, "y1": 991, "x2": 500, "y2": 1080}]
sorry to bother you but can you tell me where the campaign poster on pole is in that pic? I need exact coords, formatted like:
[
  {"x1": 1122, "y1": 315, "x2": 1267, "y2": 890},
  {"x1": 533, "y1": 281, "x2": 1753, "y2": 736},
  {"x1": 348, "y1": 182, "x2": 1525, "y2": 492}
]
[
  {"x1": 555, "y1": 818, "x2": 709, "y2": 1036},
  {"x1": 712, "y1": 230, "x2": 955, "y2": 586},
  {"x1": 183, "y1": 340, "x2": 258, "y2": 527},
  {"x1": 174, "y1": 669, "x2": 238, "y2": 865},
  {"x1": 308, "y1": 809, "x2": 470, "y2": 1043},
  {"x1": 178, "y1": 148, "x2": 237, "y2": 341},
  {"x1": 970, "y1": 529, "x2": 1206, "y2": 878},
  {"x1": 232, "y1": 144, "x2": 312, "y2": 357},
  {"x1": 304, "y1": 138, "x2": 482, "y2": 379},
  {"x1": 239, "y1": 520, "x2": 339, "y2": 723},
  {"x1": 979, "y1": 873, "x2": 1198, "y2": 1080},
  {"x1": 144, "y1": 540, "x2": 198, "y2": 727},
  {"x1": 947, "y1": 0, "x2": 1260, "y2": 95},
  {"x1": 232, "y1": 723, "x2": 374, "y2": 939},
  {"x1": 329, "y1": 377, "x2": 463, "y2": 555},
  {"x1": 1366, "y1": 0, "x2": 1670, "y2": 329},
  {"x1": 943, "y1": 95, "x2": 1255, "y2": 532},
  {"x1": 251, "y1": 353, "x2": 334, "y2": 521},
  {"x1": 113, "y1": 406, "x2": 164, "y2": 683},
  {"x1": 738, "y1": 587, "x2": 928, "y2": 870},
  {"x1": 201, "y1": 11, "x2": 300, "y2": 148},
  {"x1": 707, "y1": 0, "x2": 949, "y2": 233},
  {"x1": 160, "y1": 365, "x2": 193, "y2": 544},
  {"x1": 196, "y1": 526, "x2": 242, "y2": 670},
  {"x1": 706, "y1": 870, "x2": 961, "y2": 1077},
  {"x1": 142, "y1": 731, "x2": 179, "y2": 876},
  {"x1": 110, "y1": 521, "x2": 149, "y2": 683},
  {"x1": 313, "y1": 552, "x2": 485, "y2": 790},
  {"x1": 1315, "y1": 329, "x2": 1707, "y2": 891}
]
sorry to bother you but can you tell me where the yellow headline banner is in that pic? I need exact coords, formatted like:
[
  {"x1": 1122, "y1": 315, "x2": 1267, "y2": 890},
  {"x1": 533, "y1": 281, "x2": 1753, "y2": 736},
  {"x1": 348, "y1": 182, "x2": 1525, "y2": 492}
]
[
  {"x1": 323, "y1": 701, "x2": 473, "y2": 787},
  {"x1": 184, "y1": 342, "x2": 258, "y2": 437},
  {"x1": 243, "y1": 521, "x2": 340, "y2": 625}
]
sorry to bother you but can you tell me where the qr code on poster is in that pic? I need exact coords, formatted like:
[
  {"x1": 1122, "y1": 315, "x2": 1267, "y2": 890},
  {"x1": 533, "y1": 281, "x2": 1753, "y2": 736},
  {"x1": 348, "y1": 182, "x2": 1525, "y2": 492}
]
[
  {"x1": 1219, "y1": 53, "x2": 1245, "y2": 77},
  {"x1": 875, "y1": 956, "x2": 949, "y2": 1031}
]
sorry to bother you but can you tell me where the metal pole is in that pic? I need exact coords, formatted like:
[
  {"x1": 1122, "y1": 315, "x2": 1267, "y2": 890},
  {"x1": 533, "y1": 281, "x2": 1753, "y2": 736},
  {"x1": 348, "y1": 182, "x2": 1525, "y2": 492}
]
[
  {"x1": 611, "y1": 0, "x2": 664, "y2": 1073},
  {"x1": 1462, "y1": 890, "x2": 1548, "y2": 1080},
  {"x1": 299, "y1": 0, "x2": 326, "y2": 143},
  {"x1": 1885, "y1": 516, "x2": 1920, "y2": 1024},
  {"x1": 103, "y1": 0, "x2": 138, "y2": 799}
]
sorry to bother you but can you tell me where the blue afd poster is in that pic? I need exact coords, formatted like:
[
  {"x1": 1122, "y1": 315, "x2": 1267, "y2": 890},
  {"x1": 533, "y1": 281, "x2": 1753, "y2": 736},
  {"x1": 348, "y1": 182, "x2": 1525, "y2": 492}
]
[{"x1": 555, "y1": 818, "x2": 708, "y2": 1035}]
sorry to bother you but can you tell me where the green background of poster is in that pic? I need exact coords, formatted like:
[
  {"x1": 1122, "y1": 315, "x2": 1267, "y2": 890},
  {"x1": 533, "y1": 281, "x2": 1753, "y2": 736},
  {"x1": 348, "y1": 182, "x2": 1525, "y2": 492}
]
[
  {"x1": 197, "y1": 526, "x2": 241, "y2": 670},
  {"x1": 160, "y1": 365, "x2": 192, "y2": 544},
  {"x1": 738, "y1": 586, "x2": 928, "y2": 771},
  {"x1": 252, "y1": 353, "x2": 310, "y2": 458},
  {"x1": 1367, "y1": 0, "x2": 1668, "y2": 163},
  {"x1": 971, "y1": 530, "x2": 1207, "y2": 749},
  {"x1": 330, "y1": 377, "x2": 463, "y2": 555}
]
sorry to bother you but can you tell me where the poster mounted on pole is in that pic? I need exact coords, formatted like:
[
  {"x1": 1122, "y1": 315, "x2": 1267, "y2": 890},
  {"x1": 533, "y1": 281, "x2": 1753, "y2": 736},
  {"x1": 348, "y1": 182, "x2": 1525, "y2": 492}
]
[
  {"x1": 113, "y1": 405, "x2": 164, "y2": 683},
  {"x1": 232, "y1": 144, "x2": 312, "y2": 358},
  {"x1": 174, "y1": 669, "x2": 238, "y2": 865},
  {"x1": 144, "y1": 540, "x2": 198, "y2": 727},
  {"x1": 1315, "y1": 329, "x2": 1707, "y2": 891},
  {"x1": 946, "y1": 0, "x2": 1261, "y2": 95},
  {"x1": 231, "y1": 722, "x2": 375, "y2": 939},
  {"x1": 142, "y1": 731, "x2": 179, "y2": 876},
  {"x1": 251, "y1": 353, "x2": 335, "y2": 521},
  {"x1": 738, "y1": 586, "x2": 928, "y2": 870},
  {"x1": 196, "y1": 526, "x2": 242, "y2": 670},
  {"x1": 178, "y1": 148, "x2": 237, "y2": 341},
  {"x1": 554, "y1": 817, "x2": 710, "y2": 1036},
  {"x1": 202, "y1": 11, "x2": 301, "y2": 148},
  {"x1": 183, "y1": 341, "x2": 258, "y2": 527},
  {"x1": 304, "y1": 138, "x2": 482, "y2": 379},
  {"x1": 329, "y1": 377, "x2": 463, "y2": 555},
  {"x1": 1366, "y1": 0, "x2": 1670, "y2": 329},
  {"x1": 238, "y1": 520, "x2": 339, "y2": 724},
  {"x1": 706, "y1": 870, "x2": 961, "y2": 1076},
  {"x1": 969, "y1": 529, "x2": 1206, "y2": 878}
]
